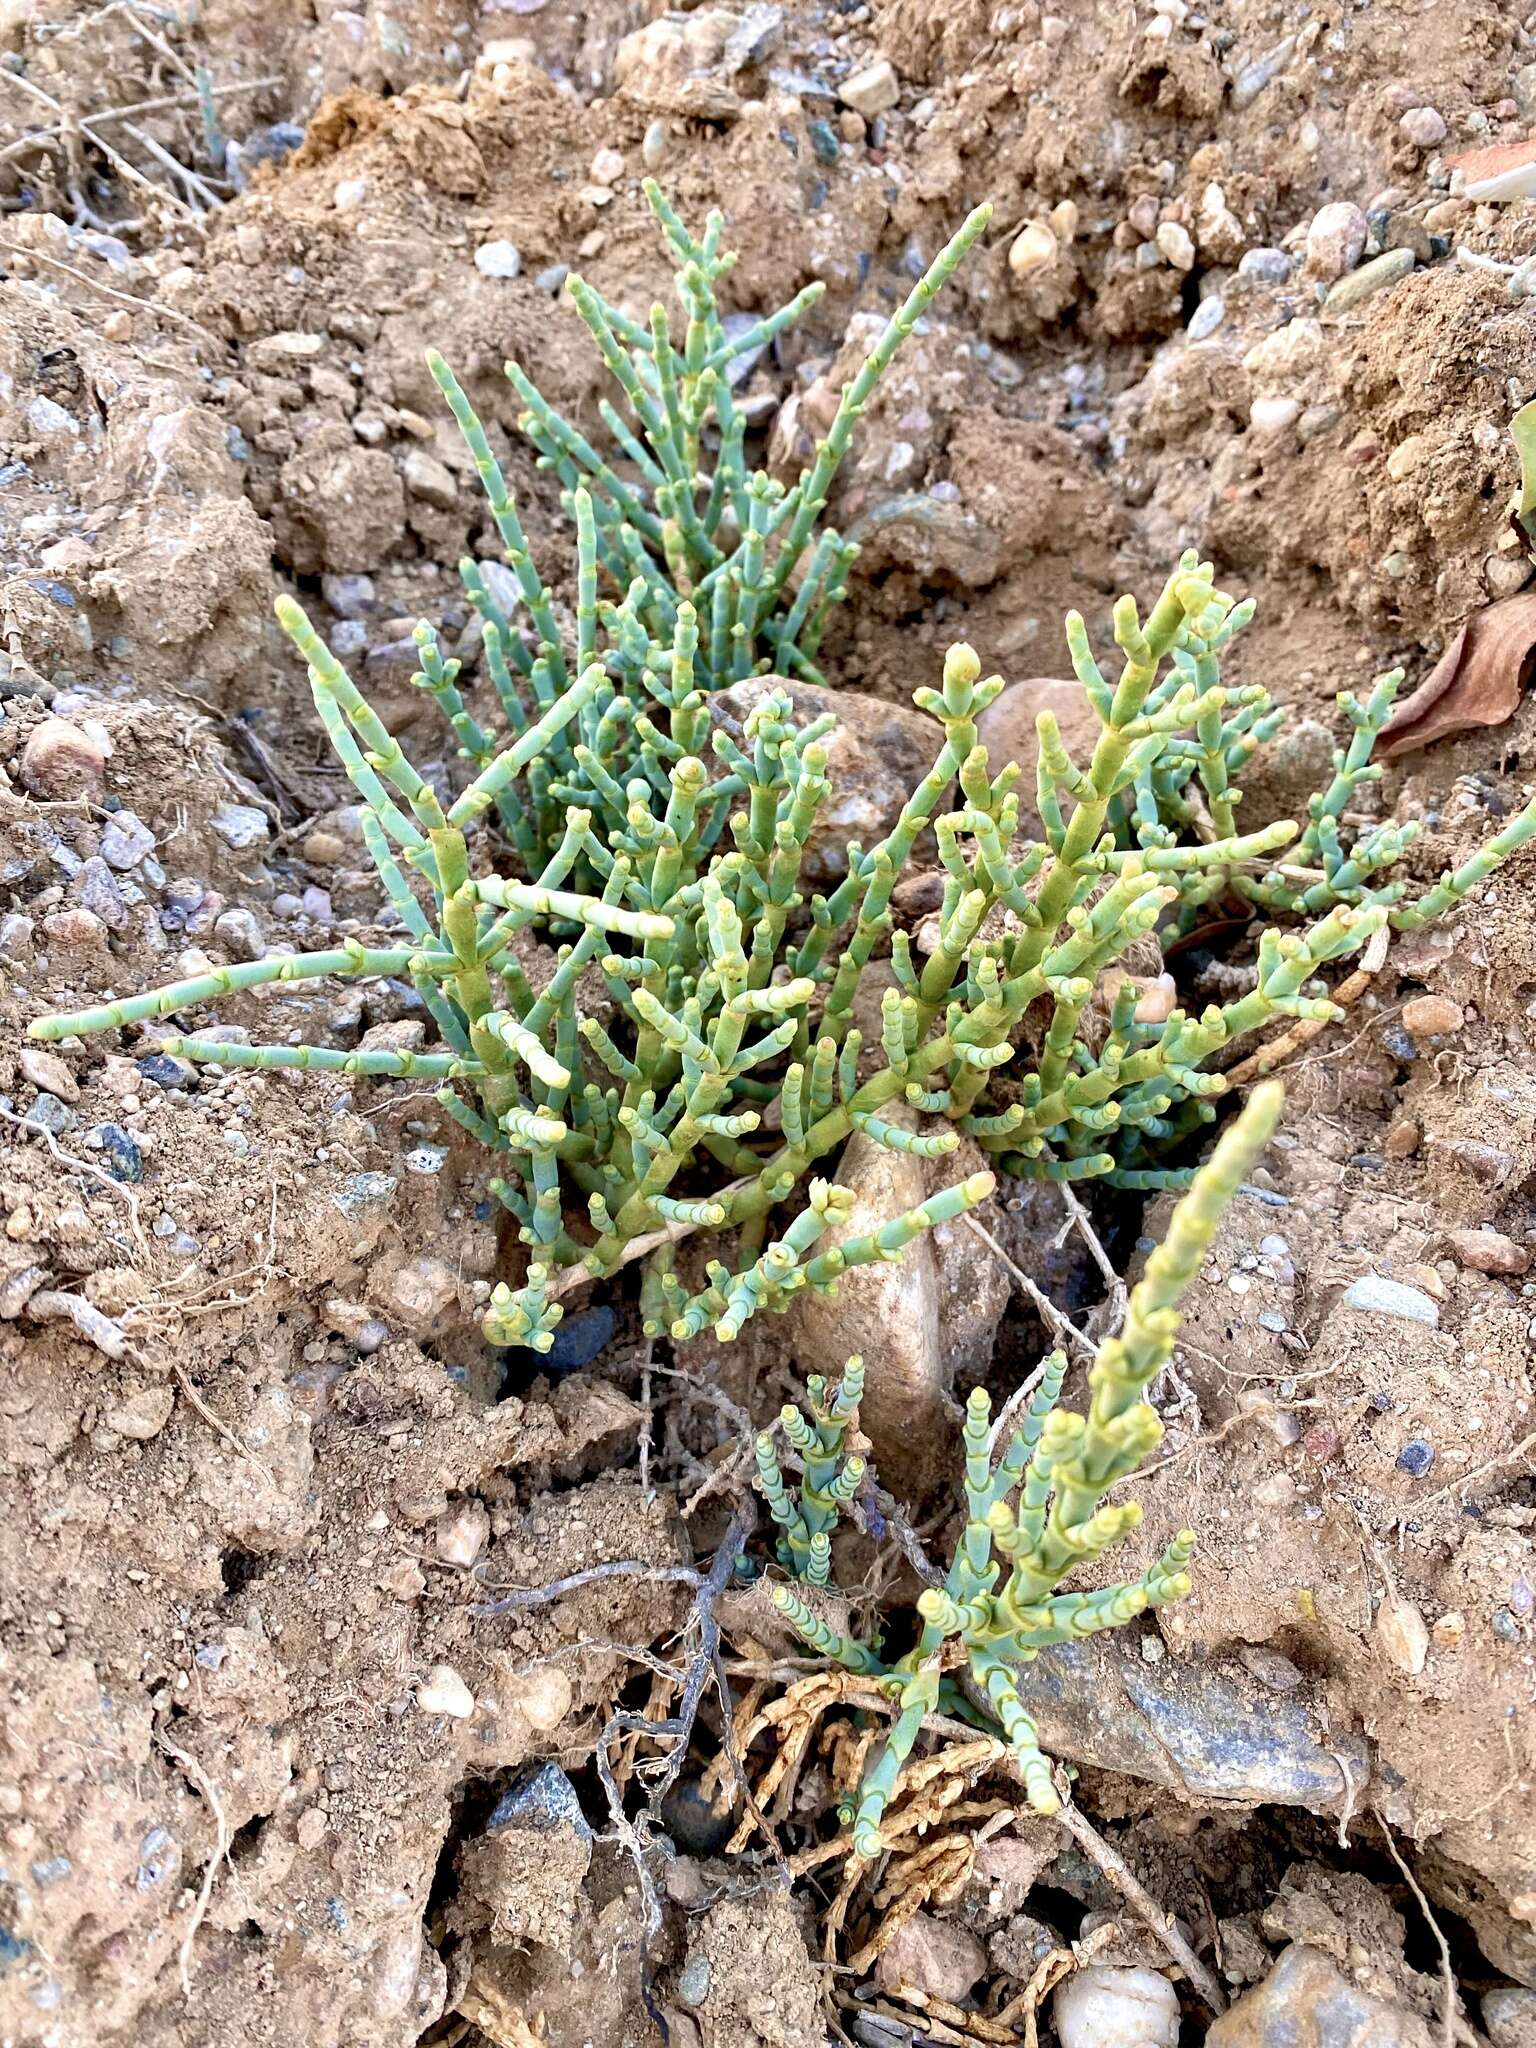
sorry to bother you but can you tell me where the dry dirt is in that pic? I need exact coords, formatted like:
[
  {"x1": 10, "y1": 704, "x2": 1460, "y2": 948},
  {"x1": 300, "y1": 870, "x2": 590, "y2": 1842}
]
[{"x1": 5, "y1": 0, "x2": 1536, "y2": 2043}]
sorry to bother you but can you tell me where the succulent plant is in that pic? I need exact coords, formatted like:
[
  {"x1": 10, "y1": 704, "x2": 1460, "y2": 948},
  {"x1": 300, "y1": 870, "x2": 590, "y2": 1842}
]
[{"x1": 765, "y1": 1083, "x2": 1284, "y2": 1857}]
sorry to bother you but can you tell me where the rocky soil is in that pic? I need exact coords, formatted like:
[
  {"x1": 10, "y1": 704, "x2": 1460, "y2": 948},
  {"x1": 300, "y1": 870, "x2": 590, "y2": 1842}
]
[{"x1": 6, "y1": 1, "x2": 1536, "y2": 2045}]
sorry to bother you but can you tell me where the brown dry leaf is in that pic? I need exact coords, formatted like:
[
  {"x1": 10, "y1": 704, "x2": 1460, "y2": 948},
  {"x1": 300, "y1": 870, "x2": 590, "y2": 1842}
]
[{"x1": 1380, "y1": 591, "x2": 1536, "y2": 758}]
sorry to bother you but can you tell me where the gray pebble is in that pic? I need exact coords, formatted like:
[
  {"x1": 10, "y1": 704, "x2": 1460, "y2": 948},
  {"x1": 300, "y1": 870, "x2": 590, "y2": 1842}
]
[
  {"x1": 1343, "y1": 1274, "x2": 1439, "y2": 1327},
  {"x1": 335, "y1": 1171, "x2": 398, "y2": 1220},
  {"x1": 1187, "y1": 294, "x2": 1225, "y2": 340},
  {"x1": 677, "y1": 1956, "x2": 711, "y2": 2008},
  {"x1": 321, "y1": 573, "x2": 376, "y2": 619},
  {"x1": 210, "y1": 803, "x2": 270, "y2": 851},
  {"x1": 1238, "y1": 246, "x2": 1292, "y2": 283},
  {"x1": 330, "y1": 620, "x2": 368, "y2": 657},
  {"x1": 75, "y1": 856, "x2": 127, "y2": 930},
  {"x1": 534, "y1": 263, "x2": 570, "y2": 294},
  {"x1": 100, "y1": 810, "x2": 156, "y2": 870},
  {"x1": 404, "y1": 1144, "x2": 448, "y2": 1176},
  {"x1": 213, "y1": 907, "x2": 266, "y2": 961},
  {"x1": 474, "y1": 239, "x2": 522, "y2": 280},
  {"x1": 24, "y1": 1093, "x2": 78, "y2": 1135},
  {"x1": 487, "y1": 1762, "x2": 592, "y2": 1843}
]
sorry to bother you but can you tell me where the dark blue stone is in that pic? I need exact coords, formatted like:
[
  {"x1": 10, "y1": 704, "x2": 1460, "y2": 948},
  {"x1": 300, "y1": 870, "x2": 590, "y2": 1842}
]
[
  {"x1": 92, "y1": 1124, "x2": 142, "y2": 1183},
  {"x1": 1396, "y1": 1439, "x2": 1435, "y2": 1478},
  {"x1": 545, "y1": 1304, "x2": 617, "y2": 1371}
]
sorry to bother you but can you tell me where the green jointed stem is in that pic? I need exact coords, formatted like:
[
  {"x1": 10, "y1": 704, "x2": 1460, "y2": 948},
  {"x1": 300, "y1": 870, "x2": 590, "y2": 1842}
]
[{"x1": 771, "y1": 1083, "x2": 1286, "y2": 1856}]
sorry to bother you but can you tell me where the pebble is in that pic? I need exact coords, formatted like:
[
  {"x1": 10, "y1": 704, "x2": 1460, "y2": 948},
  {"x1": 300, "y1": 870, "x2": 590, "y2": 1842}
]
[
  {"x1": 21, "y1": 717, "x2": 106, "y2": 801},
  {"x1": 75, "y1": 857, "x2": 126, "y2": 930},
  {"x1": 20, "y1": 1047, "x2": 78, "y2": 1103},
  {"x1": 507, "y1": 1665, "x2": 573, "y2": 1732},
  {"x1": 1376, "y1": 1594, "x2": 1429, "y2": 1675},
  {"x1": 589, "y1": 146, "x2": 625, "y2": 185},
  {"x1": 330, "y1": 621, "x2": 368, "y2": 657},
  {"x1": 1250, "y1": 396, "x2": 1301, "y2": 434},
  {"x1": 321, "y1": 572, "x2": 376, "y2": 619},
  {"x1": 1305, "y1": 201, "x2": 1368, "y2": 280},
  {"x1": 838, "y1": 56, "x2": 899, "y2": 118},
  {"x1": 1155, "y1": 220, "x2": 1195, "y2": 270},
  {"x1": 1396, "y1": 1438, "x2": 1435, "y2": 1478},
  {"x1": 137, "y1": 1052, "x2": 197, "y2": 1091},
  {"x1": 43, "y1": 906, "x2": 106, "y2": 952},
  {"x1": 1446, "y1": 1228, "x2": 1528, "y2": 1275},
  {"x1": 1343, "y1": 1274, "x2": 1440, "y2": 1327},
  {"x1": 1400, "y1": 994, "x2": 1462, "y2": 1038},
  {"x1": 1322, "y1": 247, "x2": 1415, "y2": 314},
  {"x1": 1187, "y1": 293, "x2": 1225, "y2": 339},
  {"x1": 1054, "y1": 1967, "x2": 1180, "y2": 2048},
  {"x1": 404, "y1": 1144, "x2": 448, "y2": 1176},
  {"x1": 416, "y1": 1664, "x2": 475, "y2": 1719},
  {"x1": 335, "y1": 1172, "x2": 398, "y2": 1220},
  {"x1": 435, "y1": 1501, "x2": 489, "y2": 1568},
  {"x1": 474, "y1": 240, "x2": 522, "y2": 280},
  {"x1": 303, "y1": 829, "x2": 346, "y2": 866},
  {"x1": 541, "y1": 1304, "x2": 618, "y2": 1372},
  {"x1": 401, "y1": 448, "x2": 458, "y2": 511},
  {"x1": 642, "y1": 120, "x2": 667, "y2": 169},
  {"x1": 105, "y1": 1385, "x2": 176, "y2": 1441},
  {"x1": 677, "y1": 1956, "x2": 712, "y2": 2008},
  {"x1": 875, "y1": 1912, "x2": 988, "y2": 2005},
  {"x1": 1238, "y1": 1645, "x2": 1304, "y2": 1692},
  {"x1": 213, "y1": 907, "x2": 266, "y2": 961},
  {"x1": 100, "y1": 811, "x2": 155, "y2": 870},
  {"x1": 1238, "y1": 246, "x2": 1293, "y2": 282},
  {"x1": 534, "y1": 262, "x2": 570, "y2": 293},
  {"x1": 90, "y1": 1124, "x2": 143, "y2": 1183},
  {"x1": 808, "y1": 118, "x2": 838, "y2": 164},
  {"x1": 210, "y1": 803, "x2": 270, "y2": 851},
  {"x1": 24, "y1": 1093, "x2": 78, "y2": 1135},
  {"x1": 1400, "y1": 105, "x2": 1447, "y2": 148},
  {"x1": 1009, "y1": 222, "x2": 1058, "y2": 276},
  {"x1": 487, "y1": 1762, "x2": 591, "y2": 1841}
]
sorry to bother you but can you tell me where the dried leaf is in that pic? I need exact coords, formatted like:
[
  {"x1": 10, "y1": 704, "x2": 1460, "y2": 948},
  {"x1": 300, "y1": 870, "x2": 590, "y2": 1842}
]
[{"x1": 1380, "y1": 592, "x2": 1536, "y2": 758}]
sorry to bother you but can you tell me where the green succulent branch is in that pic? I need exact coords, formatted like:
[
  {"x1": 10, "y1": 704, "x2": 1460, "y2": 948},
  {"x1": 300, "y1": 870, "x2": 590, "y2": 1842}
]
[
  {"x1": 755, "y1": 1357, "x2": 866, "y2": 1587},
  {"x1": 422, "y1": 181, "x2": 992, "y2": 875},
  {"x1": 30, "y1": 539, "x2": 1536, "y2": 1353},
  {"x1": 769, "y1": 1082, "x2": 1285, "y2": 1857}
]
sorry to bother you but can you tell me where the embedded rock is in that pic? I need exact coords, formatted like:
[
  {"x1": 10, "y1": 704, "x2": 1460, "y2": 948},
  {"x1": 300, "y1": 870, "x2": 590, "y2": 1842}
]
[{"x1": 1206, "y1": 1944, "x2": 1435, "y2": 2048}]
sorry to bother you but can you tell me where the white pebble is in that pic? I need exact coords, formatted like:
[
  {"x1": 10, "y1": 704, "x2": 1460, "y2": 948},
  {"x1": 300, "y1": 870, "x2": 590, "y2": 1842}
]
[
  {"x1": 1054, "y1": 1966, "x2": 1180, "y2": 2048},
  {"x1": 474, "y1": 240, "x2": 522, "y2": 280},
  {"x1": 1305, "y1": 201, "x2": 1367, "y2": 281},
  {"x1": 417, "y1": 1664, "x2": 475, "y2": 1718},
  {"x1": 1343, "y1": 1274, "x2": 1440, "y2": 1328}
]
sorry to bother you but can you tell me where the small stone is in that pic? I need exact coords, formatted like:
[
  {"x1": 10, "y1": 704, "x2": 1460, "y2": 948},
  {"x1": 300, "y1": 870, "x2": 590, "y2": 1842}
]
[
  {"x1": 544, "y1": 1304, "x2": 618, "y2": 1370},
  {"x1": 876, "y1": 1911, "x2": 988, "y2": 2005},
  {"x1": 534, "y1": 263, "x2": 570, "y2": 293},
  {"x1": 1322, "y1": 247, "x2": 1415, "y2": 314},
  {"x1": 1434, "y1": 1138, "x2": 1517, "y2": 1186},
  {"x1": 1250, "y1": 396, "x2": 1301, "y2": 434},
  {"x1": 321, "y1": 573, "x2": 376, "y2": 619},
  {"x1": 1343, "y1": 1275, "x2": 1440, "y2": 1327},
  {"x1": 1209, "y1": 1947, "x2": 1428, "y2": 2048},
  {"x1": 507, "y1": 1665, "x2": 574, "y2": 1732},
  {"x1": 435, "y1": 1500, "x2": 490, "y2": 1568},
  {"x1": 1238, "y1": 1646, "x2": 1304, "y2": 1692},
  {"x1": 213, "y1": 907, "x2": 266, "y2": 961},
  {"x1": 838, "y1": 57, "x2": 899, "y2": 118},
  {"x1": 1400, "y1": 994, "x2": 1462, "y2": 1038},
  {"x1": 43, "y1": 907, "x2": 106, "y2": 953},
  {"x1": 20, "y1": 1047, "x2": 78, "y2": 1102},
  {"x1": 642, "y1": 120, "x2": 668, "y2": 169},
  {"x1": 1187, "y1": 293, "x2": 1225, "y2": 339},
  {"x1": 1155, "y1": 220, "x2": 1195, "y2": 270},
  {"x1": 380, "y1": 1255, "x2": 459, "y2": 1333},
  {"x1": 1400, "y1": 106, "x2": 1447, "y2": 148},
  {"x1": 210, "y1": 803, "x2": 270, "y2": 851},
  {"x1": 1433, "y1": 1611, "x2": 1465, "y2": 1648},
  {"x1": 74, "y1": 857, "x2": 126, "y2": 930},
  {"x1": 677, "y1": 1955, "x2": 712, "y2": 2007},
  {"x1": 335, "y1": 1172, "x2": 398, "y2": 1220},
  {"x1": 1301, "y1": 1422, "x2": 1339, "y2": 1463},
  {"x1": 1375, "y1": 1594, "x2": 1429, "y2": 1675},
  {"x1": 137, "y1": 1053, "x2": 197, "y2": 1091},
  {"x1": 90, "y1": 1124, "x2": 142, "y2": 1183},
  {"x1": 474, "y1": 240, "x2": 522, "y2": 279},
  {"x1": 1487, "y1": 554, "x2": 1535, "y2": 599},
  {"x1": 1238, "y1": 246, "x2": 1293, "y2": 282},
  {"x1": 402, "y1": 448, "x2": 458, "y2": 511},
  {"x1": 99, "y1": 811, "x2": 155, "y2": 869},
  {"x1": 1054, "y1": 1967, "x2": 1180, "y2": 2048},
  {"x1": 1305, "y1": 201, "x2": 1368, "y2": 280},
  {"x1": 105, "y1": 1385, "x2": 176, "y2": 1441},
  {"x1": 589, "y1": 146, "x2": 625, "y2": 185},
  {"x1": 1446, "y1": 1228, "x2": 1529, "y2": 1276},
  {"x1": 1009, "y1": 222, "x2": 1058, "y2": 277},
  {"x1": 1396, "y1": 1438, "x2": 1435, "y2": 1479},
  {"x1": 24, "y1": 1093, "x2": 77, "y2": 1135},
  {"x1": 1493, "y1": 1608, "x2": 1522, "y2": 1643},
  {"x1": 404, "y1": 1144, "x2": 448, "y2": 1176},
  {"x1": 417, "y1": 1664, "x2": 475, "y2": 1719},
  {"x1": 303, "y1": 829, "x2": 346, "y2": 866},
  {"x1": 20, "y1": 718, "x2": 106, "y2": 801},
  {"x1": 1485, "y1": 1988, "x2": 1536, "y2": 2048},
  {"x1": 487, "y1": 1762, "x2": 591, "y2": 1839}
]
